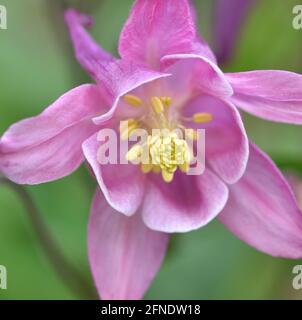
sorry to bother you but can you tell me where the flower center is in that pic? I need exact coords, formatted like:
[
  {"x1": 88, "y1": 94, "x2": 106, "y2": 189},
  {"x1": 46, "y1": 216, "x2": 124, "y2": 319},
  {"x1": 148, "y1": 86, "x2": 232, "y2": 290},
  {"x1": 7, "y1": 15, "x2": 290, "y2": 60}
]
[{"x1": 122, "y1": 94, "x2": 212, "y2": 183}]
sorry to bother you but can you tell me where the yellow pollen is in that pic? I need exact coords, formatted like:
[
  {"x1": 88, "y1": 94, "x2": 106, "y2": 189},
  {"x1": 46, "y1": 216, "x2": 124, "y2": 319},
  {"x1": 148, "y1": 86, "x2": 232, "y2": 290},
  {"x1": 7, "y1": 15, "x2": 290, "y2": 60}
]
[
  {"x1": 148, "y1": 132, "x2": 191, "y2": 182},
  {"x1": 126, "y1": 144, "x2": 143, "y2": 162},
  {"x1": 162, "y1": 170, "x2": 174, "y2": 183},
  {"x1": 185, "y1": 129, "x2": 199, "y2": 141},
  {"x1": 151, "y1": 97, "x2": 164, "y2": 114},
  {"x1": 179, "y1": 162, "x2": 190, "y2": 173},
  {"x1": 125, "y1": 131, "x2": 193, "y2": 182},
  {"x1": 160, "y1": 96, "x2": 172, "y2": 107},
  {"x1": 119, "y1": 119, "x2": 137, "y2": 130},
  {"x1": 152, "y1": 165, "x2": 161, "y2": 174},
  {"x1": 121, "y1": 94, "x2": 196, "y2": 183},
  {"x1": 121, "y1": 124, "x2": 137, "y2": 140},
  {"x1": 141, "y1": 163, "x2": 153, "y2": 174},
  {"x1": 192, "y1": 112, "x2": 213, "y2": 124},
  {"x1": 124, "y1": 94, "x2": 142, "y2": 107},
  {"x1": 119, "y1": 119, "x2": 138, "y2": 140}
]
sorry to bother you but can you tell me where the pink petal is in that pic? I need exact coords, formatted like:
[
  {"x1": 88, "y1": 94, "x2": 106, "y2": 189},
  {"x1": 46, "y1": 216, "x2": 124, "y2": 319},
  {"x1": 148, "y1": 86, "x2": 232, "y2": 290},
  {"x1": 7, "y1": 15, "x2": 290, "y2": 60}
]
[
  {"x1": 192, "y1": 38, "x2": 217, "y2": 64},
  {"x1": 219, "y1": 143, "x2": 302, "y2": 258},
  {"x1": 82, "y1": 133, "x2": 146, "y2": 216},
  {"x1": 0, "y1": 124, "x2": 94, "y2": 185},
  {"x1": 65, "y1": 8, "x2": 171, "y2": 111},
  {"x1": 183, "y1": 95, "x2": 249, "y2": 184},
  {"x1": 88, "y1": 190, "x2": 169, "y2": 300},
  {"x1": 1, "y1": 85, "x2": 104, "y2": 153},
  {"x1": 92, "y1": 59, "x2": 170, "y2": 125},
  {"x1": 65, "y1": 9, "x2": 115, "y2": 81},
  {"x1": 226, "y1": 70, "x2": 302, "y2": 124},
  {"x1": 119, "y1": 0, "x2": 196, "y2": 68},
  {"x1": 0, "y1": 85, "x2": 104, "y2": 184},
  {"x1": 286, "y1": 173, "x2": 302, "y2": 210},
  {"x1": 161, "y1": 54, "x2": 233, "y2": 99},
  {"x1": 142, "y1": 169, "x2": 228, "y2": 233},
  {"x1": 189, "y1": 2, "x2": 217, "y2": 63}
]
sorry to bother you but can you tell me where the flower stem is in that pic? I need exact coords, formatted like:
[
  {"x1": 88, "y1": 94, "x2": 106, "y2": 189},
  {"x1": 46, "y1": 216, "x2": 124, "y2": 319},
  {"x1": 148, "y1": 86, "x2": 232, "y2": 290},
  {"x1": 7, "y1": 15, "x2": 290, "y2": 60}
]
[{"x1": 0, "y1": 177, "x2": 97, "y2": 299}]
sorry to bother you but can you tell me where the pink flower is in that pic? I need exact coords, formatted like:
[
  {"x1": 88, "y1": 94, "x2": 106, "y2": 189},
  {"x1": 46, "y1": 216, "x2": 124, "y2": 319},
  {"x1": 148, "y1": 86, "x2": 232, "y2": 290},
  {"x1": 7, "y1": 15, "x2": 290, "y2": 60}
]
[
  {"x1": 286, "y1": 173, "x2": 302, "y2": 210},
  {"x1": 1, "y1": 0, "x2": 302, "y2": 299}
]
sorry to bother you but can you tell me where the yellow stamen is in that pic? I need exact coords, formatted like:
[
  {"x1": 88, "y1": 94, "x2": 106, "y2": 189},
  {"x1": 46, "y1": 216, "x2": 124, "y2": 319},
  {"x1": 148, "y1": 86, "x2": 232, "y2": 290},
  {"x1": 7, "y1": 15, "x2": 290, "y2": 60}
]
[
  {"x1": 120, "y1": 123, "x2": 138, "y2": 140},
  {"x1": 185, "y1": 129, "x2": 199, "y2": 141},
  {"x1": 162, "y1": 170, "x2": 174, "y2": 183},
  {"x1": 179, "y1": 162, "x2": 190, "y2": 173},
  {"x1": 124, "y1": 94, "x2": 142, "y2": 107},
  {"x1": 121, "y1": 93, "x2": 196, "y2": 183},
  {"x1": 151, "y1": 97, "x2": 164, "y2": 114},
  {"x1": 141, "y1": 163, "x2": 153, "y2": 174},
  {"x1": 126, "y1": 144, "x2": 142, "y2": 162},
  {"x1": 119, "y1": 119, "x2": 139, "y2": 140},
  {"x1": 160, "y1": 96, "x2": 172, "y2": 107},
  {"x1": 152, "y1": 165, "x2": 161, "y2": 174},
  {"x1": 147, "y1": 131, "x2": 192, "y2": 183},
  {"x1": 192, "y1": 112, "x2": 213, "y2": 124},
  {"x1": 119, "y1": 119, "x2": 137, "y2": 131}
]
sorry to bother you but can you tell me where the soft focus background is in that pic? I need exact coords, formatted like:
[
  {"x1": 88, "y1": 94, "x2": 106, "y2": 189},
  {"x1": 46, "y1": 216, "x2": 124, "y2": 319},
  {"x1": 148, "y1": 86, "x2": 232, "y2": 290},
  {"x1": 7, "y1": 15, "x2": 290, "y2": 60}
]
[{"x1": 0, "y1": 0, "x2": 302, "y2": 299}]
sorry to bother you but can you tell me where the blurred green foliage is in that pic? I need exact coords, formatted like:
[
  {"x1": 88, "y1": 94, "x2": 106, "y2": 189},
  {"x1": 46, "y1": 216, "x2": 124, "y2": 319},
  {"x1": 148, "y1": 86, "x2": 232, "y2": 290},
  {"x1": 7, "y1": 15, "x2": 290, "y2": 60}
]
[{"x1": 0, "y1": 0, "x2": 302, "y2": 299}]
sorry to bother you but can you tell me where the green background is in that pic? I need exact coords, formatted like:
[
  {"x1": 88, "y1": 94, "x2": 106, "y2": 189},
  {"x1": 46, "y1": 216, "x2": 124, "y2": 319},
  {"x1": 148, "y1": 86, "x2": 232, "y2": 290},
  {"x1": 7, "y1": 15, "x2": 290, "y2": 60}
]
[{"x1": 0, "y1": 0, "x2": 302, "y2": 299}]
